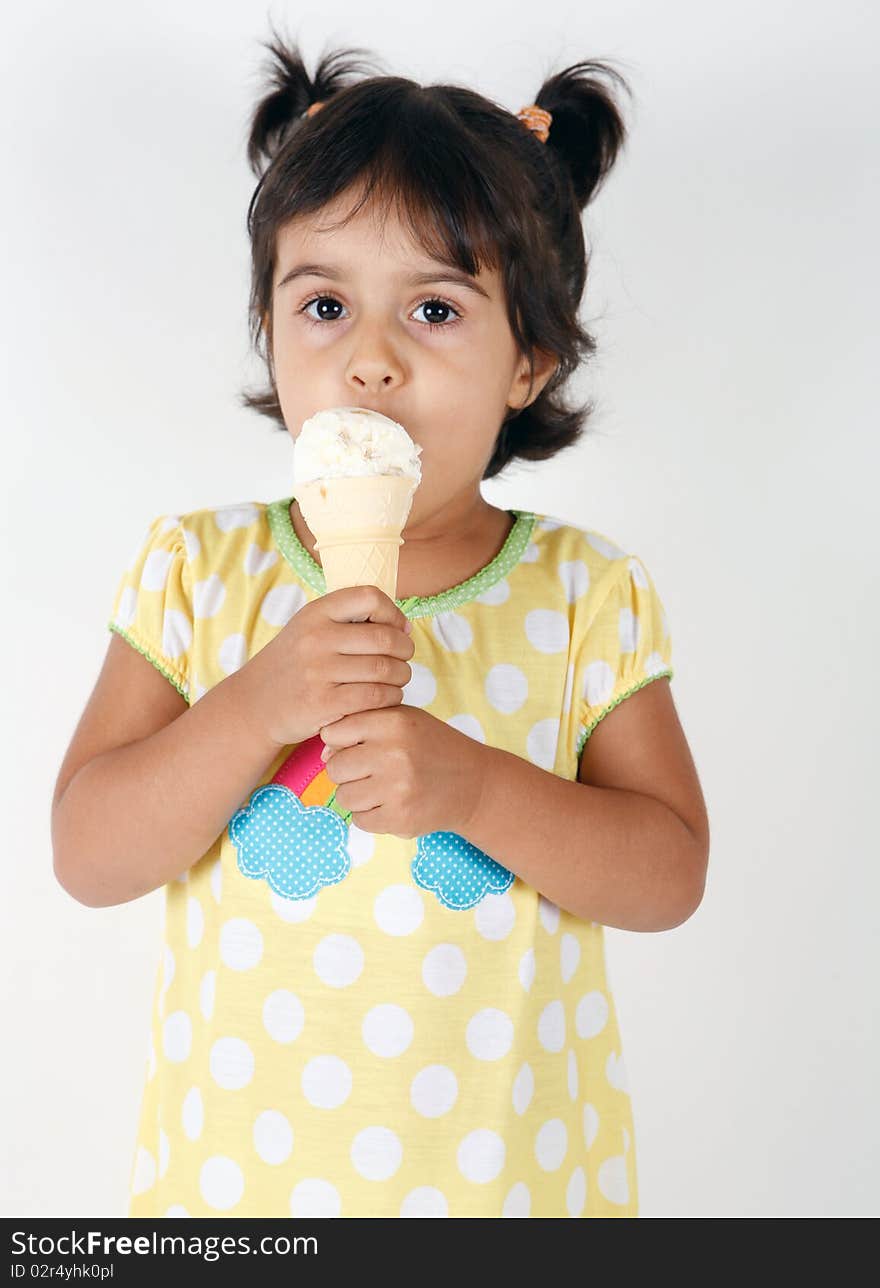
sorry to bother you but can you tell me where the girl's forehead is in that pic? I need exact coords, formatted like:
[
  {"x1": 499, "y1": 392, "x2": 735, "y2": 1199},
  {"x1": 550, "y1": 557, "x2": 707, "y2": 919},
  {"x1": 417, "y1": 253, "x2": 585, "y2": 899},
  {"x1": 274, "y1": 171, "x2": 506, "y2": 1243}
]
[
  {"x1": 278, "y1": 196, "x2": 429, "y2": 260},
  {"x1": 275, "y1": 200, "x2": 499, "y2": 291}
]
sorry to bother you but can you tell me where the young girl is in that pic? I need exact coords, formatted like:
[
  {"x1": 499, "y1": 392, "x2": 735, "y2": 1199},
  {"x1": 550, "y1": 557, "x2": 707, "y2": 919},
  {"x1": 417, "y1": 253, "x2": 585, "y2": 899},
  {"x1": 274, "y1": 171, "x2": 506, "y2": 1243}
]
[{"x1": 52, "y1": 34, "x2": 709, "y2": 1219}]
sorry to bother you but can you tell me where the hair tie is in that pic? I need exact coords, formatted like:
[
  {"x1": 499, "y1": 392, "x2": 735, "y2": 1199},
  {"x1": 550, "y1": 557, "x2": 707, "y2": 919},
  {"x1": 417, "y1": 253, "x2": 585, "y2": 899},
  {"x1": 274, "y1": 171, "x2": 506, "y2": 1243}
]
[
  {"x1": 305, "y1": 98, "x2": 552, "y2": 143},
  {"x1": 516, "y1": 104, "x2": 552, "y2": 143}
]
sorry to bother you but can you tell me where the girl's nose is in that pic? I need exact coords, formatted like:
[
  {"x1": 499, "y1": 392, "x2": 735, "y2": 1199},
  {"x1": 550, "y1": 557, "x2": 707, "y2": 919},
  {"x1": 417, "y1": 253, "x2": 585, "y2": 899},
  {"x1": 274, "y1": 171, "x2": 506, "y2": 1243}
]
[{"x1": 345, "y1": 326, "x2": 404, "y2": 394}]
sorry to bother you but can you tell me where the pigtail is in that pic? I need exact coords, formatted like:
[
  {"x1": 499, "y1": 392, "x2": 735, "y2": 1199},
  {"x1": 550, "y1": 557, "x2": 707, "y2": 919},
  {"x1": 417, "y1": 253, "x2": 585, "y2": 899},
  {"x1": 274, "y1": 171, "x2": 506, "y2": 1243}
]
[
  {"x1": 245, "y1": 26, "x2": 388, "y2": 176},
  {"x1": 533, "y1": 61, "x2": 631, "y2": 208}
]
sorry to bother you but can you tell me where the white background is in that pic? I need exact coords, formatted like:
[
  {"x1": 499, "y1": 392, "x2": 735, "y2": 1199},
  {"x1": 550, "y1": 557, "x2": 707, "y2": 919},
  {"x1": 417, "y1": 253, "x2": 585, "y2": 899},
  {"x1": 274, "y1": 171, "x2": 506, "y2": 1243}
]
[{"x1": 2, "y1": 0, "x2": 877, "y2": 1217}]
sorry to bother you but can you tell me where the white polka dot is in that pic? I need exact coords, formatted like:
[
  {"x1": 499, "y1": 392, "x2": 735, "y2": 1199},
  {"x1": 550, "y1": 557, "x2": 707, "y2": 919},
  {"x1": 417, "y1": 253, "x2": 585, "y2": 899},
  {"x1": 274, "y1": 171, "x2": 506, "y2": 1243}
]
[
  {"x1": 526, "y1": 717, "x2": 559, "y2": 770},
  {"x1": 209, "y1": 1037, "x2": 254, "y2": 1090},
  {"x1": 141, "y1": 547, "x2": 174, "y2": 592},
  {"x1": 525, "y1": 608, "x2": 569, "y2": 653},
  {"x1": 346, "y1": 823, "x2": 376, "y2": 868},
  {"x1": 583, "y1": 659, "x2": 615, "y2": 709},
  {"x1": 182, "y1": 1087, "x2": 204, "y2": 1141},
  {"x1": 410, "y1": 1065, "x2": 458, "y2": 1118},
  {"x1": 163, "y1": 1011, "x2": 192, "y2": 1063},
  {"x1": 561, "y1": 933, "x2": 581, "y2": 983},
  {"x1": 263, "y1": 989, "x2": 305, "y2": 1044},
  {"x1": 244, "y1": 542, "x2": 278, "y2": 575},
  {"x1": 131, "y1": 1147, "x2": 156, "y2": 1195},
  {"x1": 518, "y1": 948, "x2": 536, "y2": 992},
  {"x1": 254, "y1": 1110, "x2": 294, "y2": 1165},
  {"x1": 220, "y1": 918, "x2": 263, "y2": 971},
  {"x1": 374, "y1": 885, "x2": 424, "y2": 936},
  {"x1": 539, "y1": 897, "x2": 560, "y2": 934},
  {"x1": 400, "y1": 1187, "x2": 449, "y2": 1216},
  {"x1": 199, "y1": 970, "x2": 216, "y2": 1021},
  {"x1": 566, "y1": 1165, "x2": 587, "y2": 1215},
  {"x1": 163, "y1": 609, "x2": 193, "y2": 662},
  {"x1": 422, "y1": 944, "x2": 467, "y2": 996},
  {"x1": 575, "y1": 990, "x2": 609, "y2": 1039},
  {"x1": 214, "y1": 503, "x2": 259, "y2": 532},
  {"x1": 218, "y1": 633, "x2": 248, "y2": 675},
  {"x1": 598, "y1": 1155, "x2": 629, "y2": 1204},
  {"x1": 558, "y1": 560, "x2": 590, "y2": 602},
  {"x1": 402, "y1": 661, "x2": 437, "y2": 707},
  {"x1": 193, "y1": 573, "x2": 226, "y2": 619},
  {"x1": 587, "y1": 532, "x2": 626, "y2": 560},
  {"x1": 313, "y1": 934, "x2": 364, "y2": 987},
  {"x1": 186, "y1": 897, "x2": 204, "y2": 949},
  {"x1": 158, "y1": 1129, "x2": 170, "y2": 1179},
  {"x1": 606, "y1": 1050, "x2": 629, "y2": 1092},
  {"x1": 475, "y1": 578, "x2": 510, "y2": 605},
  {"x1": 113, "y1": 585, "x2": 137, "y2": 629},
  {"x1": 535, "y1": 1118, "x2": 567, "y2": 1171},
  {"x1": 290, "y1": 1178, "x2": 341, "y2": 1217},
  {"x1": 162, "y1": 943, "x2": 175, "y2": 993},
  {"x1": 272, "y1": 890, "x2": 316, "y2": 922},
  {"x1": 474, "y1": 891, "x2": 516, "y2": 940},
  {"x1": 458, "y1": 1130, "x2": 505, "y2": 1183},
  {"x1": 209, "y1": 859, "x2": 222, "y2": 904},
  {"x1": 485, "y1": 663, "x2": 528, "y2": 714},
  {"x1": 538, "y1": 1000, "x2": 565, "y2": 1052},
  {"x1": 583, "y1": 1103, "x2": 600, "y2": 1149},
  {"x1": 537, "y1": 516, "x2": 563, "y2": 532},
  {"x1": 165, "y1": 1205, "x2": 189, "y2": 1217},
  {"x1": 466, "y1": 1008, "x2": 514, "y2": 1060},
  {"x1": 362, "y1": 1004, "x2": 414, "y2": 1058},
  {"x1": 562, "y1": 662, "x2": 575, "y2": 716},
  {"x1": 351, "y1": 1126, "x2": 403, "y2": 1181},
  {"x1": 645, "y1": 650, "x2": 669, "y2": 677},
  {"x1": 200, "y1": 1156, "x2": 244, "y2": 1211},
  {"x1": 261, "y1": 583, "x2": 308, "y2": 627},
  {"x1": 628, "y1": 556, "x2": 648, "y2": 589},
  {"x1": 512, "y1": 1063, "x2": 534, "y2": 1116},
  {"x1": 431, "y1": 611, "x2": 473, "y2": 652},
  {"x1": 619, "y1": 604, "x2": 639, "y2": 654},
  {"x1": 567, "y1": 1050, "x2": 579, "y2": 1100},
  {"x1": 446, "y1": 713, "x2": 486, "y2": 742},
  {"x1": 302, "y1": 1055, "x2": 352, "y2": 1108},
  {"x1": 521, "y1": 541, "x2": 539, "y2": 562},
  {"x1": 502, "y1": 1182, "x2": 531, "y2": 1216}
]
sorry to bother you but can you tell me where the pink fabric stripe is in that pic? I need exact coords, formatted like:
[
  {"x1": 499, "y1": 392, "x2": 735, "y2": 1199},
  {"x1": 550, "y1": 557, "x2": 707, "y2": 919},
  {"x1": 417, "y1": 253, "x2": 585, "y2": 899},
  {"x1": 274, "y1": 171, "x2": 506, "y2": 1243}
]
[{"x1": 271, "y1": 734, "x2": 326, "y2": 795}]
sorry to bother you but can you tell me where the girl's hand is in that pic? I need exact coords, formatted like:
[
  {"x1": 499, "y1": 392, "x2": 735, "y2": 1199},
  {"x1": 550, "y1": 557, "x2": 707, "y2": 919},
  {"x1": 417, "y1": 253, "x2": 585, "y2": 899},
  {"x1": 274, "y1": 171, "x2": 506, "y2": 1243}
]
[
  {"x1": 241, "y1": 585, "x2": 415, "y2": 748},
  {"x1": 319, "y1": 705, "x2": 488, "y2": 838}
]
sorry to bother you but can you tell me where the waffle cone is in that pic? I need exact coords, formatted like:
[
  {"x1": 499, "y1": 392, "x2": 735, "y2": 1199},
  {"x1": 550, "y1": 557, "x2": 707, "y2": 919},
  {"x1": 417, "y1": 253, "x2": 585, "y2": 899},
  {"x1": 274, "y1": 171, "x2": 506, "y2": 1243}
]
[{"x1": 295, "y1": 474, "x2": 418, "y2": 598}]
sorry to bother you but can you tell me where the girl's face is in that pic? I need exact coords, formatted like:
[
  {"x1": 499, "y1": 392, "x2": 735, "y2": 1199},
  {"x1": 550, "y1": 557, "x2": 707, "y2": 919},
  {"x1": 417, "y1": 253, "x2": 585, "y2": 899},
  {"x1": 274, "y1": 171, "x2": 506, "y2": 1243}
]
[{"x1": 267, "y1": 188, "x2": 556, "y2": 521}]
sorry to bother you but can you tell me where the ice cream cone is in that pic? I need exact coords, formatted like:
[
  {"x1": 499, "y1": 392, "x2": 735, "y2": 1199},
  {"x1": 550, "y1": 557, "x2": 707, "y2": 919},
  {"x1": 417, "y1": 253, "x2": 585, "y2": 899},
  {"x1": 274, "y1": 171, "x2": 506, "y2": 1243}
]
[{"x1": 295, "y1": 474, "x2": 417, "y2": 598}]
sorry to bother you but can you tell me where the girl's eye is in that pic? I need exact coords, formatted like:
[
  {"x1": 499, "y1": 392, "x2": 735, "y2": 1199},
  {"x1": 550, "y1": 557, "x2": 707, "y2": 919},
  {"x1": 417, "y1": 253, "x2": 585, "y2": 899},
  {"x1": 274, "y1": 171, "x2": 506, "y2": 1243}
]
[{"x1": 298, "y1": 295, "x2": 462, "y2": 332}]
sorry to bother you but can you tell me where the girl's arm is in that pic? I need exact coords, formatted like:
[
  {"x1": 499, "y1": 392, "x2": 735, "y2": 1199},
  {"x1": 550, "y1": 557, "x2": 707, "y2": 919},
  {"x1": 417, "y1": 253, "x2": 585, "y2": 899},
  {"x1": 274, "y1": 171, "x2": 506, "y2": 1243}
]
[
  {"x1": 52, "y1": 642, "x2": 281, "y2": 908},
  {"x1": 458, "y1": 677, "x2": 709, "y2": 932}
]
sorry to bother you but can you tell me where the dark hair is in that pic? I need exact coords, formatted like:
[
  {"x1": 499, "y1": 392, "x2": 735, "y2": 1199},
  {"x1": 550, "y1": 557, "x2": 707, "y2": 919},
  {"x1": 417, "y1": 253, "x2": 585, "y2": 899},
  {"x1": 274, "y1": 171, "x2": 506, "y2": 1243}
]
[{"x1": 239, "y1": 25, "x2": 631, "y2": 479}]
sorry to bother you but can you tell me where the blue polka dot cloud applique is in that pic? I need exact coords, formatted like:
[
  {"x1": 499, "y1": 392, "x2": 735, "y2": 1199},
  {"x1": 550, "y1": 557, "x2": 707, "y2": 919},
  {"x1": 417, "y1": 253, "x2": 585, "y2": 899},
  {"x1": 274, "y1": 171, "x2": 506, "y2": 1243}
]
[
  {"x1": 412, "y1": 831, "x2": 515, "y2": 911},
  {"x1": 229, "y1": 784, "x2": 351, "y2": 900}
]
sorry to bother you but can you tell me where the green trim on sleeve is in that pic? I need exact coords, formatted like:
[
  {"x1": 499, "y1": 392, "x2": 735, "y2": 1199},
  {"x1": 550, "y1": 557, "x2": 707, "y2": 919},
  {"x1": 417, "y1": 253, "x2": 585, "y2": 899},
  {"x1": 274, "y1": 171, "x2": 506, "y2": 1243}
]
[
  {"x1": 575, "y1": 669, "x2": 674, "y2": 757},
  {"x1": 107, "y1": 621, "x2": 190, "y2": 704}
]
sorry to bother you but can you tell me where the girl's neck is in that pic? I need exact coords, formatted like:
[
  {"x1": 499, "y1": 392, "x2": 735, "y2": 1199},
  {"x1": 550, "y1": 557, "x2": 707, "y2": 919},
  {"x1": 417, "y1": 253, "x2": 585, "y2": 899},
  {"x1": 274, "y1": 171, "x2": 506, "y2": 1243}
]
[{"x1": 288, "y1": 489, "x2": 514, "y2": 601}]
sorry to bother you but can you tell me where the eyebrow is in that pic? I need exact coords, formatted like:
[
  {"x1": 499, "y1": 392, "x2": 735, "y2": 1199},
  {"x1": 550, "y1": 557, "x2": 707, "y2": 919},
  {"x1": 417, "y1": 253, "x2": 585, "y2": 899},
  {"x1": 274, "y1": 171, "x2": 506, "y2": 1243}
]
[{"x1": 274, "y1": 261, "x2": 490, "y2": 300}]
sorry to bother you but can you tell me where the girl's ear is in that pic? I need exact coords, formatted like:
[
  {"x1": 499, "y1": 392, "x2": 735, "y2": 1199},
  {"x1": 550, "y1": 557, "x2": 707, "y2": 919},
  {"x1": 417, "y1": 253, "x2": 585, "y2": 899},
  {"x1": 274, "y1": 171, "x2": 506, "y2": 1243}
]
[{"x1": 506, "y1": 347, "x2": 559, "y2": 412}]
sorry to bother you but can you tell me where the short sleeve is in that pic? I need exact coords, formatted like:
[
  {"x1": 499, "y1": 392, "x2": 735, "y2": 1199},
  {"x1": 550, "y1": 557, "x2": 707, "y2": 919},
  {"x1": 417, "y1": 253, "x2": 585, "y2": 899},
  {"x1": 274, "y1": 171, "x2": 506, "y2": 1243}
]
[
  {"x1": 574, "y1": 554, "x2": 674, "y2": 762},
  {"x1": 107, "y1": 514, "x2": 193, "y2": 703}
]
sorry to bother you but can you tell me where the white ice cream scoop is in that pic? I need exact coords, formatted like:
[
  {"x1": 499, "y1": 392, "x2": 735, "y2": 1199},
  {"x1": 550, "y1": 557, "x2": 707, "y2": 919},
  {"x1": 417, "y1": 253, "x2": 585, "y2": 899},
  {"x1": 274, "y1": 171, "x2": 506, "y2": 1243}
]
[{"x1": 293, "y1": 406, "x2": 422, "y2": 485}]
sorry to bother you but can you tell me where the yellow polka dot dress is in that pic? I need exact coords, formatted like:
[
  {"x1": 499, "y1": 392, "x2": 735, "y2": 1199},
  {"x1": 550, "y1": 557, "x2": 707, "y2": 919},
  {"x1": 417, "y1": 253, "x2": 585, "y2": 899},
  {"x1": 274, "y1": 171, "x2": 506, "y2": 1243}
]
[{"x1": 107, "y1": 498, "x2": 674, "y2": 1218}]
